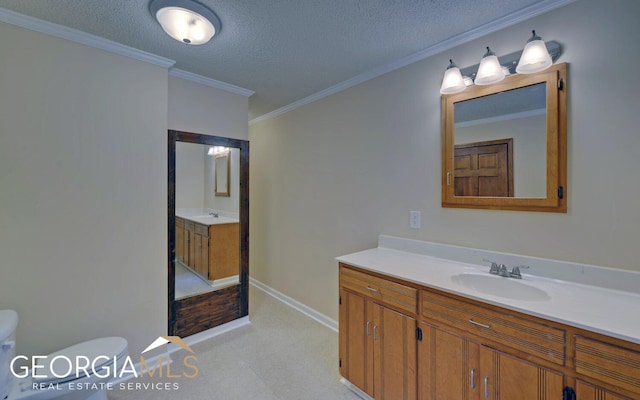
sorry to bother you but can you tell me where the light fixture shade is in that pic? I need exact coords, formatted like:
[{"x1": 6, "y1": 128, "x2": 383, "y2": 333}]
[
  {"x1": 475, "y1": 47, "x2": 505, "y2": 85},
  {"x1": 150, "y1": 0, "x2": 221, "y2": 45},
  {"x1": 516, "y1": 30, "x2": 552, "y2": 74},
  {"x1": 440, "y1": 59, "x2": 466, "y2": 94}
]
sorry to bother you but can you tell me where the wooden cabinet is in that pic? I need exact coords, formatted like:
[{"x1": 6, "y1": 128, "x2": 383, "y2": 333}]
[
  {"x1": 420, "y1": 289, "x2": 564, "y2": 400},
  {"x1": 418, "y1": 322, "x2": 562, "y2": 400},
  {"x1": 339, "y1": 262, "x2": 640, "y2": 400},
  {"x1": 176, "y1": 217, "x2": 239, "y2": 281},
  {"x1": 339, "y1": 266, "x2": 417, "y2": 400},
  {"x1": 573, "y1": 335, "x2": 640, "y2": 400}
]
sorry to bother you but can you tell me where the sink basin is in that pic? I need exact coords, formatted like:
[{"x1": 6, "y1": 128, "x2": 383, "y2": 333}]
[{"x1": 451, "y1": 273, "x2": 550, "y2": 302}]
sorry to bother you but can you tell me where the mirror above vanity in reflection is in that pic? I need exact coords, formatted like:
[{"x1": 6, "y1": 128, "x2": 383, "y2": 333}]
[{"x1": 442, "y1": 63, "x2": 567, "y2": 212}]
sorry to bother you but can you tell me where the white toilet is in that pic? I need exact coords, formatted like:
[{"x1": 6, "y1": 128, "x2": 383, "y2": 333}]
[{"x1": 1, "y1": 310, "x2": 129, "y2": 400}]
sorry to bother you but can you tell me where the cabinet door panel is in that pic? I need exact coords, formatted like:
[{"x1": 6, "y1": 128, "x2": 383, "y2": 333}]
[
  {"x1": 419, "y1": 323, "x2": 479, "y2": 400},
  {"x1": 576, "y1": 380, "x2": 631, "y2": 400},
  {"x1": 373, "y1": 304, "x2": 417, "y2": 400},
  {"x1": 480, "y1": 346, "x2": 563, "y2": 400},
  {"x1": 175, "y1": 225, "x2": 184, "y2": 263},
  {"x1": 339, "y1": 289, "x2": 370, "y2": 395},
  {"x1": 191, "y1": 233, "x2": 208, "y2": 279}
]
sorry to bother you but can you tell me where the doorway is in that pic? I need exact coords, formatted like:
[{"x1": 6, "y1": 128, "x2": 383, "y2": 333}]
[{"x1": 168, "y1": 130, "x2": 249, "y2": 337}]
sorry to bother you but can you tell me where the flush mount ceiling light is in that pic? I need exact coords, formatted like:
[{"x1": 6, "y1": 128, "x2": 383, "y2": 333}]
[
  {"x1": 149, "y1": 0, "x2": 221, "y2": 45},
  {"x1": 516, "y1": 30, "x2": 553, "y2": 74},
  {"x1": 474, "y1": 46, "x2": 505, "y2": 85}
]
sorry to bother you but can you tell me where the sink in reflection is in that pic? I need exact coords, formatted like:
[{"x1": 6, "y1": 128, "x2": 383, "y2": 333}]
[{"x1": 451, "y1": 273, "x2": 551, "y2": 302}]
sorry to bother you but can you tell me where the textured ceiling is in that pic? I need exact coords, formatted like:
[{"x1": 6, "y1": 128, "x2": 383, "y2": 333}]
[{"x1": 0, "y1": 0, "x2": 559, "y2": 120}]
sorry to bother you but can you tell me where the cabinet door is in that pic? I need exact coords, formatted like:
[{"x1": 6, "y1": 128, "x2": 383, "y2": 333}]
[
  {"x1": 190, "y1": 232, "x2": 208, "y2": 279},
  {"x1": 419, "y1": 323, "x2": 480, "y2": 400},
  {"x1": 576, "y1": 380, "x2": 632, "y2": 400},
  {"x1": 479, "y1": 346, "x2": 563, "y2": 400},
  {"x1": 175, "y1": 224, "x2": 184, "y2": 263},
  {"x1": 339, "y1": 289, "x2": 372, "y2": 396},
  {"x1": 371, "y1": 303, "x2": 417, "y2": 400}
]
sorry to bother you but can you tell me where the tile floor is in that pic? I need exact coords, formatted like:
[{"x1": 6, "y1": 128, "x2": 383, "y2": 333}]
[
  {"x1": 174, "y1": 261, "x2": 239, "y2": 299},
  {"x1": 109, "y1": 285, "x2": 362, "y2": 400}
]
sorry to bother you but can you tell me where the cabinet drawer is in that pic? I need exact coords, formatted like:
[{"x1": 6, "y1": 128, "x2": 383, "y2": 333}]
[
  {"x1": 194, "y1": 223, "x2": 209, "y2": 236},
  {"x1": 339, "y1": 265, "x2": 417, "y2": 314},
  {"x1": 422, "y1": 290, "x2": 565, "y2": 365},
  {"x1": 575, "y1": 336, "x2": 640, "y2": 396},
  {"x1": 176, "y1": 217, "x2": 185, "y2": 228},
  {"x1": 184, "y1": 220, "x2": 195, "y2": 232}
]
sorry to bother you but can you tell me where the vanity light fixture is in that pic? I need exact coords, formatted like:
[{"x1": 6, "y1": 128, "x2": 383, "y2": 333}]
[
  {"x1": 439, "y1": 59, "x2": 467, "y2": 94},
  {"x1": 439, "y1": 30, "x2": 560, "y2": 94},
  {"x1": 208, "y1": 146, "x2": 229, "y2": 155},
  {"x1": 516, "y1": 30, "x2": 553, "y2": 74},
  {"x1": 149, "y1": 0, "x2": 221, "y2": 45},
  {"x1": 474, "y1": 47, "x2": 505, "y2": 85}
]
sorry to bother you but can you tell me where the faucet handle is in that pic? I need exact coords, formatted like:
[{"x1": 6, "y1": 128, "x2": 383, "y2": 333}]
[
  {"x1": 483, "y1": 259, "x2": 500, "y2": 274},
  {"x1": 510, "y1": 265, "x2": 530, "y2": 279}
]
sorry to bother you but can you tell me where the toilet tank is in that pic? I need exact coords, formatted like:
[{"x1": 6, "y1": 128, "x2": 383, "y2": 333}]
[{"x1": 0, "y1": 310, "x2": 18, "y2": 400}]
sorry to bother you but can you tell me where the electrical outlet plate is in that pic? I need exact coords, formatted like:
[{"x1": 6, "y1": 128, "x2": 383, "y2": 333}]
[{"x1": 410, "y1": 211, "x2": 421, "y2": 229}]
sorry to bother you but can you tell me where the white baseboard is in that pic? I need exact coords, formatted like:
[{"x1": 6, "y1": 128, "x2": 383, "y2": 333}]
[
  {"x1": 250, "y1": 278, "x2": 338, "y2": 332},
  {"x1": 340, "y1": 378, "x2": 373, "y2": 400},
  {"x1": 177, "y1": 316, "x2": 250, "y2": 349}
]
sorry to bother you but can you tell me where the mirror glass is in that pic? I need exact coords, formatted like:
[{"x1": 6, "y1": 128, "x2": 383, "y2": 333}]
[
  {"x1": 215, "y1": 151, "x2": 230, "y2": 197},
  {"x1": 174, "y1": 142, "x2": 240, "y2": 299},
  {"x1": 453, "y1": 83, "x2": 546, "y2": 198},
  {"x1": 442, "y1": 63, "x2": 567, "y2": 212}
]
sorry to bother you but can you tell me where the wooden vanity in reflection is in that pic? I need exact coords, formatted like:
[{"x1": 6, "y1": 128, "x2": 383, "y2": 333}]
[{"x1": 176, "y1": 216, "x2": 239, "y2": 281}]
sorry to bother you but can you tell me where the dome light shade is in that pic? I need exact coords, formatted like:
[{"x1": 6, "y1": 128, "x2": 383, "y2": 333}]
[
  {"x1": 440, "y1": 59, "x2": 466, "y2": 94},
  {"x1": 516, "y1": 30, "x2": 553, "y2": 74},
  {"x1": 150, "y1": 0, "x2": 221, "y2": 45},
  {"x1": 474, "y1": 47, "x2": 505, "y2": 85}
]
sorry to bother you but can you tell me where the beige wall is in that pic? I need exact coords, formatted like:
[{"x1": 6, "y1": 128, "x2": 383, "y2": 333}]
[
  {"x1": 176, "y1": 142, "x2": 206, "y2": 209},
  {"x1": 249, "y1": 0, "x2": 640, "y2": 321},
  {"x1": 0, "y1": 22, "x2": 250, "y2": 359},
  {"x1": 0, "y1": 22, "x2": 168, "y2": 358},
  {"x1": 168, "y1": 76, "x2": 248, "y2": 141}
]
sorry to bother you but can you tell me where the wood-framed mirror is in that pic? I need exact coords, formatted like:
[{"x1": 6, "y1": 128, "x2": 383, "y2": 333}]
[
  {"x1": 214, "y1": 149, "x2": 231, "y2": 197},
  {"x1": 168, "y1": 130, "x2": 249, "y2": 337},
  {"x1": 442, "y1": 62, "x2": 567, "y2": 212}
]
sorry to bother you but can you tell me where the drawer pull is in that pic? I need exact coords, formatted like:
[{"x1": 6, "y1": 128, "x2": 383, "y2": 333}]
[
  {"x1": 484, "y1": 376, "x2": 489, "y2": 398},
  {"x1": 366, "y1": 286, "x2": 380, "y2": 293},
  {"x1": 471, "y1": 368, "x2": 475, "y2": 389},
  {"x1": 469, "y1": 319, "x2": 492, "y2": 329}
]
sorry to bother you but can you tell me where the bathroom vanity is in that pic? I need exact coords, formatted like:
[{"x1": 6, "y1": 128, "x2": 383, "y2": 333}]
[
  {"x1": 337, "y1": 236, "x2": 640, "y2": 400},
  {"x1": 176, "y1": 214, "x2": 239, "y2": 281}
]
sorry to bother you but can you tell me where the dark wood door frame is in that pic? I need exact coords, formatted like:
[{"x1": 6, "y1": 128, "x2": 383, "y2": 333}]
[{"x1": 168, "y1": 130, "x2": 249, "y2": 337}]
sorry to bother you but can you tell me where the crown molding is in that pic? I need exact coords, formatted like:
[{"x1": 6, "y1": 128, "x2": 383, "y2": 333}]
[
  {"x1": 0, "y1": 7, "x2": 175, "y2": 68},
  {"x1": 169, "y1": 68, "x2": 255, "y2": 97},
  {"x1": 249, "y1": 0, "x2": 576, "y2": 126}
]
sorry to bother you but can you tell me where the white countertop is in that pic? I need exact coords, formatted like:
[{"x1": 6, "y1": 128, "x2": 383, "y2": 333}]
[
  {"x1": 176, "y1": 208, "x2": 239, "y2": 226},
  {"x1": 337, "y1": 238, "x2": 640, "y2": 345}
]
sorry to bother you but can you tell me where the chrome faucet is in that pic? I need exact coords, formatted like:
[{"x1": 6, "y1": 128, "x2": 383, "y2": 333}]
[
  {"x1": 484, "y1": 259, "x2": 529, "y2": 279},
  {"x1": 209, "y1": 212, "x2": 219, "y2": 218}
]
